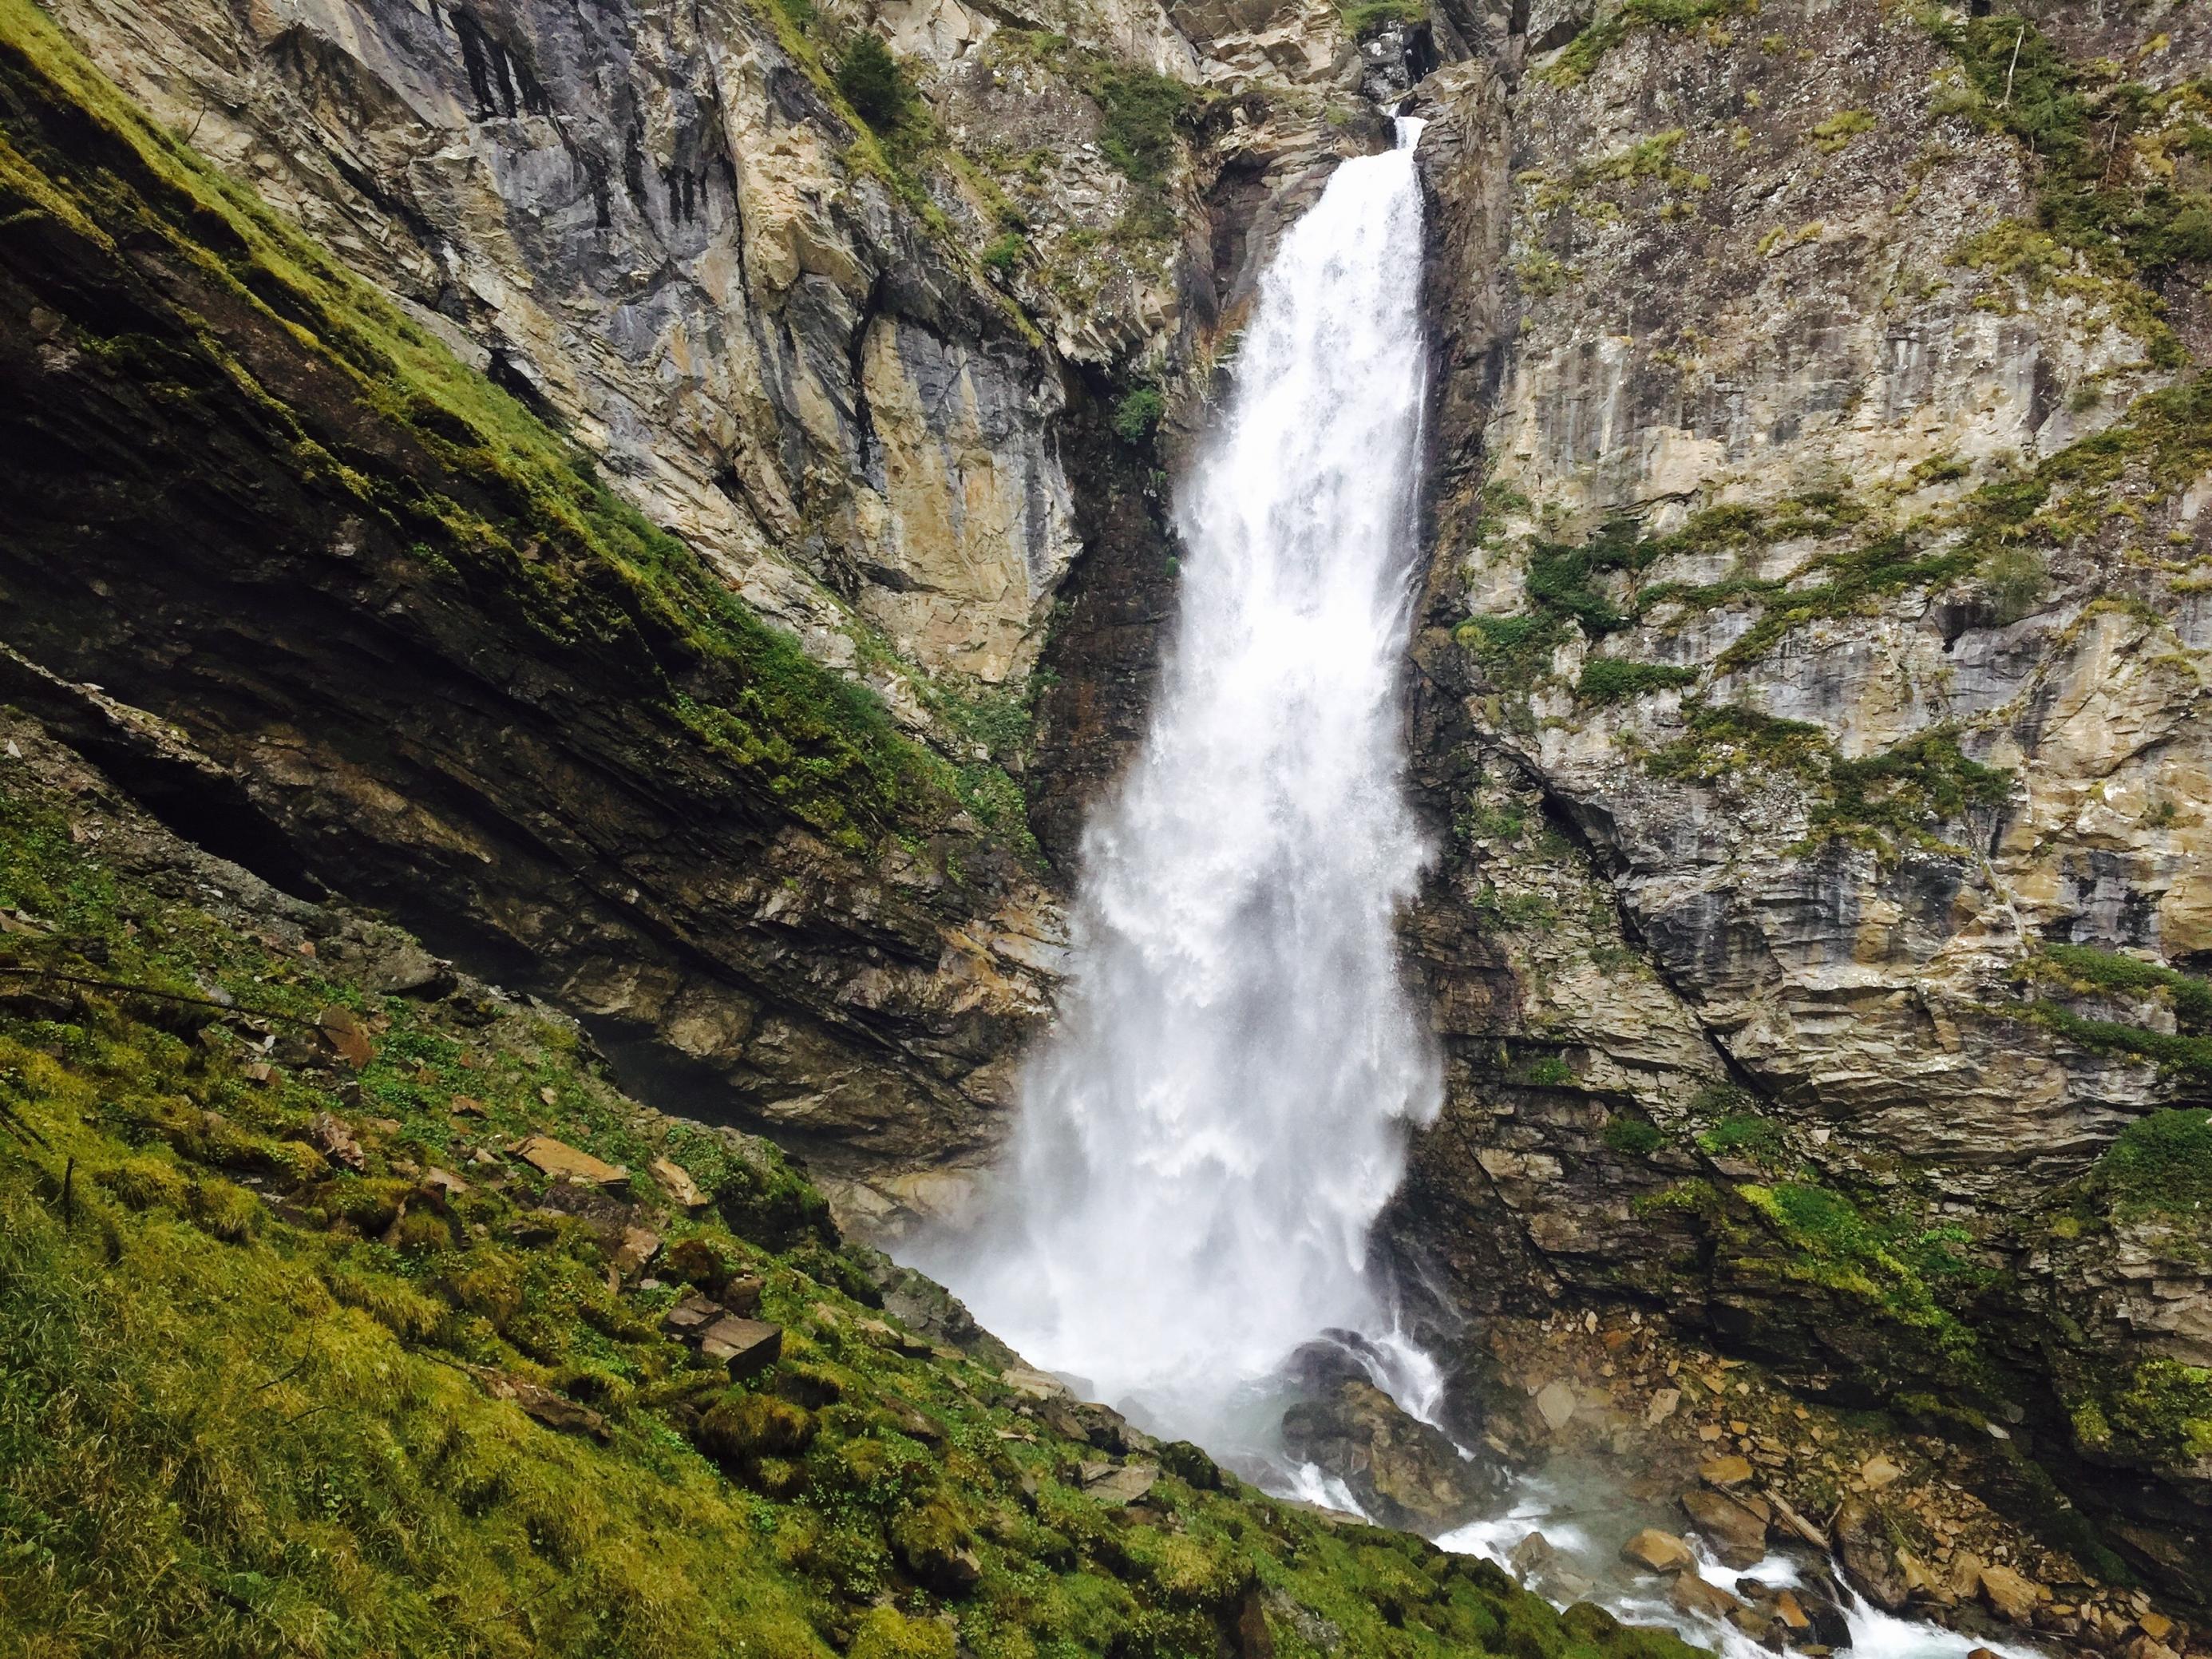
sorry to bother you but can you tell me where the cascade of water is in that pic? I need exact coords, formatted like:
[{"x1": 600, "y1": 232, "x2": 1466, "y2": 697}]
[{"x1": 916, "y1": 120, "x2": 1438, "y2": 1447}]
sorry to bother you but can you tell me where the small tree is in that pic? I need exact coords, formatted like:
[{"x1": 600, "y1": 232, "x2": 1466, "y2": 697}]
[{"x1": 836, "y1": 33, "x2": 908, "y2": 132}]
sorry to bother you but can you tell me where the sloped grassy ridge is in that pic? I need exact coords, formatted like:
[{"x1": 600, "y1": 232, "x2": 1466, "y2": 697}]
[{"x1": 0, "y1": 710, "x2": 1703, "y2": 1659}]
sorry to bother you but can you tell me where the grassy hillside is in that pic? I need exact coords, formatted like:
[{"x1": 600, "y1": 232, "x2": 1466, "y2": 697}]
[{"x1": 0, "y1": 710, "x2": 1702, "y2": 1659}]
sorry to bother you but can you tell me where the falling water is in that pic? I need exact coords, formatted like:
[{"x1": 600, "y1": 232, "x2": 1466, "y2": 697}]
[{"x1": 917, "y1": 121, "x2": 1438, "y2": 1446}]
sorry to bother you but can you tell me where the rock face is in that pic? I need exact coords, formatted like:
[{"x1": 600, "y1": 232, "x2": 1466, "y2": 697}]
[
  {"x1": 1280, "y1": 1378, "x2": 1502, "y2": 1534},
  {"x1": 1394, "y1": 0, "x2": 2212, "y2": 1611}
]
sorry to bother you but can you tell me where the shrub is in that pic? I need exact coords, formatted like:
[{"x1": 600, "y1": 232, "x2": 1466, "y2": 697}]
[
  {"x1": 1088, "y1": 65, "x2": 1189, "y2": 184},
  {"x1": 1112, "y1": 385, "x2": 1165, "y2": 446},
  {"x1": 980, "y1": 231, "x2": 1024, "y2": 272},
  {"x1": 1604, "y1": 1116, "x2": 1666, "y2": 1157},
  {"x1": 1577, "y1": 658, "x2": 1696, "y2": 705},
  {"x1": 835, "y1": 33, "x2": 909, "y2": 131}
]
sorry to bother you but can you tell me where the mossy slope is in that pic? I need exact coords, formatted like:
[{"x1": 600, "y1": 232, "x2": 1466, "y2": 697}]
[{"x1": 0, "y1": 711, "x2": 1704, "y2": 1659}]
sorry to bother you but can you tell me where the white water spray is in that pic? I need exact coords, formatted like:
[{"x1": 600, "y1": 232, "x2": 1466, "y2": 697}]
[{"x1": 920, "y1": 121, "x2": 1438, "y2": 1441}]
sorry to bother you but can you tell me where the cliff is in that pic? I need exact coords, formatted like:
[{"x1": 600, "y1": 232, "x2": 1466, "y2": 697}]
[{"x1": 1399, "y1": 0, "x2": 2212, "y2": 1617}]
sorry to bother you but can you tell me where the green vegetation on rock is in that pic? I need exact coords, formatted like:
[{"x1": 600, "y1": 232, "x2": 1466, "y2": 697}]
[
  {"x1": 834, "y1": 33, "x2": 913, "y2": 133},
  {"x1": 1929, "y1": 13, "x2": 2212, "y2": 340},
  {"x1": 1537, "y1": 0, "x2": 1754, "y2": 89},
  {"x1": 2095, "y1": 1108, "x2": 2212, "y2": 1220}
]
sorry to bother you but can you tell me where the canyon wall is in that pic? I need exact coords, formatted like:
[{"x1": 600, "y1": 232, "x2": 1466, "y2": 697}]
[{"x1": 1396, "y1": 0, "x2": 2212, "y2": 1609}]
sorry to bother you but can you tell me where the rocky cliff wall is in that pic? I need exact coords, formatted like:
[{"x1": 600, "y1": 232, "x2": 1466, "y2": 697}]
[{"x1": 1399, "y1": 0, "x2": 2212, "y2": 1610}]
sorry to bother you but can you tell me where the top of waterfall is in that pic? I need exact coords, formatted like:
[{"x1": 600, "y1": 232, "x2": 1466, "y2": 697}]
[{"x1": 1391, "y1": 114, "x2": 1425, "y2": 150}]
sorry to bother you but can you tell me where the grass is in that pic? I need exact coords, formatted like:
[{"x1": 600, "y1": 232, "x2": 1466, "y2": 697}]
[
  {"x1": 0, "y1": 727, "x2": 1718, "y2": 1659},
  {"x1": 1536, "y1": 0, "x2": 1753, "y2": 88},
  {"x1": 0, "y1": 0, "x2": 1044, "y2": 861},
  {"x1": 1339, "y1": 0, "x2": 1426, "y2": 38},
  {"x1": 1577, "y1": 659, "x2": 1696, "y2": 706}
]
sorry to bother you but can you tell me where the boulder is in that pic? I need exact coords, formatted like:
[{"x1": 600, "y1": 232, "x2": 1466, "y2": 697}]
[
  {"x1": 651, "y1": 1154, "x2": 709, "y2": 1208},
  {"x1": 1680, "y1": 1487, "x2": 1770, "y2": 1569},
  {"x1": 477, "y1": 1369, "x2": 611, "y2": 1442},
  {"x1": 1623, "y1": 1528, "x2": 1697, "y2": 1574},
  {"x1": 1699, "y1": 1454, "x2": 1755, "y2": 1488},
  {"x1": 516, "y1": 1135, "x2": 628, "y2": 1190},
  {"x1": 1536, "y1": 1380, "x2": 1581, "y2": 1433},
  {"x1": 1001, "y1": 1366, "x2": 1072, "y2": 1400},
  {"x1": 1979, "y1": 1563, "x2": 2044, "y2": 1625},
  {"x1": 612, "y1": 1225, "x2": 659, "y2": 1277},
  {"x1": 1081, "y1": 1463, "x2": 1159, "y2": 1507},
  {"x1": 659, "y1": 1290, "x2": 722, "y2": 1337},
  {"x1": 1833, "y1": 1498, "x2": 1909, "y2": 1612},
  {"x1": 308, "y1": 1111, "x2": 366, "y2": 1172},
  {"x1": 316, "y1": 1004, "x2": 374, "y2": 1068},
  {"x1": 699, "y1": 1315, "x2": 782, "y2": 1381},
  {"x1": 1280, "y1": 1379, "x2": 1501, "y2": 1534},
  {"x1": 1645, "y1": 1387, "x2": 1682, "y2": 1426},
  {"x1": 1669, "y1": 1573, "x2": 1745, "y2": 1621}
]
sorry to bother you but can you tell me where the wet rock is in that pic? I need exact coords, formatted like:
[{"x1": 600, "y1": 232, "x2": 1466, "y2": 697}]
[
  {"x1": 1698, "y1": 1454, "x2": 1755, "y2": 1488},
  {"x1": 1623, "y1": 1528, "x2": 1697, "y2": 1574},
  {"x1": 1280, "y1": 1380, "x2": 1500, "y2": 1534},
  {"x1": 1680, "y1": 1487, "x2": 1770, "y2": 1569},
  {"x1": 1670, "y1": 1572, "x2": 1746, "y2": 1621},
  {"x1": 1536, "y1": 1379, "x2": 1580, "y2": 1433},
  {"x1": 1834, "y1": 1498, "x2": 1909, "y2": 1613},
  {"x1": 1510, "y1": 1531, "x2": 1557, "y2": 1578}
]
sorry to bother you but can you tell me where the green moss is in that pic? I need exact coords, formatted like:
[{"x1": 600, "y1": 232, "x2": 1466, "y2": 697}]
[
  {"x1": 2095, "y1": 1108, "x2": 2212, "y2": 1220},
  {"x1": 979, "y1": 232, "x2": 1024, "y2": 271},
  {"x1": 834, "y1": 33, "x2": 912, "y2": 131},
  {"x1": 0, "y1": 731, "x2": 1712, "y2": 1659},
  {"x1": 1813, "y1": 729, "x2": 2012, "y2": 846},
  {"x1": 2084, "y1": 1359, "x2": 2212, "y2": 1467},
  {"x1": 1644, "y1": 704, "x2": 2008, "y2": 853},
  {"x1": 2027, "y1": 1003, "x2": 2212, "y2": 1082},
  {"x1": 1929, "y1": 15, "x2": 2212, "y2": 297},
  {"x1": 1085, "y1": 63, "x2": 1191, "y2": 186},
  {"x1": 1696, "y1": 1114, "x2": 1787, "y2": 1166},
  {"x1": 1810, "y1": 109, "x2": 1877, "y2": 152},
  {"x1": 1577, "y1": 658, "x2": 1697, "y2": 706},
  {"x1": 1644, "y1": 703, "x2": 1828, "y2": 783},
  {"x1": 1111, "y1": 386, "x2": 1166, "y2": 448},
  {"x1": 2040, "y1": 945, "x2": 2212, "y2": 1030},
  {"x1": 1735, "y1": 1181, "x2": 1988, "y2": 1373},
  {"x1": 1537, "y1": 0, "x2": 1752, "y2": 88},
  {"x1": 1339, "y1": 0, "x2": 1425, "y2": 37}
]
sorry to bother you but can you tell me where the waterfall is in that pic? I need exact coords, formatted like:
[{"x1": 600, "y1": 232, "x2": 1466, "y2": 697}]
[{"x1": 920, "y1": 120, "x2": 1439, "y2": 1448}]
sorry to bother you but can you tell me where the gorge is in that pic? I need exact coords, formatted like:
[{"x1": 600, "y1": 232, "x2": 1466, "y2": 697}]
[{"x1": 2, "y1": 0, "x2": 2211, "y2": 1655}]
